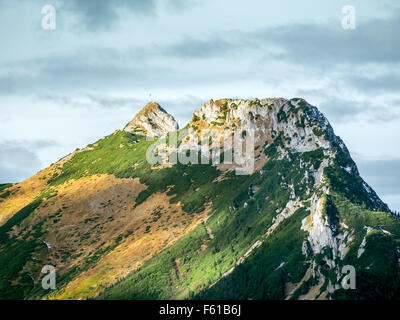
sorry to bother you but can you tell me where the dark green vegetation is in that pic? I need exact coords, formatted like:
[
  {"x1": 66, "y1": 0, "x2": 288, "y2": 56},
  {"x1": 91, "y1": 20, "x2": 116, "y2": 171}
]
[
  {"x1": 0, "y1": 183, "x2": 13, "y2": 193},
  {"x1": 0, "y1": 183, "x2": 13, "y2": 200},
  {"x1": 0, "y1": 190, "x2": 56, "y2": 244},
  {"x1": 0, "y1": 190, "x2": 57, "y2": 299},
  {"x1": 48, "y1": 131, "x2": 221, "y2": 214},
  {"x1": 329, "y1": 194, "x2": 400, "y2": 300},
  {"x1": 196, "y1": 208, "x2": 309, "y2": 299},
  {"x1": 195, "y1": 191, "x2": 400, "y2": 300},
  {"x1": 96, "y1": 142, "x2": 334, "y2": 299},
  {"x1": 3, "y1": 128, "x2": 323, "y2": 298},
  {"x1": 92, "y1": 128, "x2": 398, "y2": 299},
  {"x1": 325, "y1": 141, "x2": 388, "y2": 212}
]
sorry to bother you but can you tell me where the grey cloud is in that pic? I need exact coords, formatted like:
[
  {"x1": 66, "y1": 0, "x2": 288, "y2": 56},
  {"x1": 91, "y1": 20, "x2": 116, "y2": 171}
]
[
  {"x1": 22, "y1": 140, "x2": 59, "y2": 150},
  {"x1": 1, "y1": 7, "x2": 400, "y2": 110},
  {"x1": 157, "y1": 95, "x2": 206, "y2": 126},
  {"x1": 296, "y1": 89, "x2": 400, "y2": 123},
  {"x1": 356, "y1": 158, "x2": 400, "y2": 211},
  {"x1": 318, "y1": 99, "x2": 366, "y2": 123},
  {"x1": 147, "y1": 13, "x2": 400, "y2": 64},
  {"x1": 35, "y1": 93, "x2": 204, "y2": 127},
  {"x1": 61, "y1": 0, "x2": 196, "y2": 30},
  {"x1": 84, "y1": 95, "x2": 143, "y2": 109},
  {"x1": 62, "y1": 0, "x2": 157, "y2": 30},
  {"x1": 164, "y1": 0, "x2": 197, "y2": 13},
  {"x1": 0, "y1": 43, "x2": 244, "y2": 96},
  {"x1": 254, "y1": 17, "x2": 400, "y2": 66},
  {"x1": 36, "y1": 94, "x2": 144, "y2": 110},
  {"x1": 0, "y1": 51, "x2": 173, "y2": 95},
  {"x1": 159, "y1": 37, "x2": 236, "y2": 59},
  {"x1": 0, "y1": 142, "x2": 43, "y2": 183},
  {"x1": 344, "y1": 72, "x2": 400, "y2": 94},
  {"x1": 0, "y1": 139, "x2": 59, "y2": 151}
]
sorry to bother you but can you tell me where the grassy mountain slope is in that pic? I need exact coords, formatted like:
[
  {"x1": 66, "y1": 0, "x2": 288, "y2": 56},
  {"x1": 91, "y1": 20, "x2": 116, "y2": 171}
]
[{"x1": 0, "y1": 98, "x2": 399, "y2": 300}]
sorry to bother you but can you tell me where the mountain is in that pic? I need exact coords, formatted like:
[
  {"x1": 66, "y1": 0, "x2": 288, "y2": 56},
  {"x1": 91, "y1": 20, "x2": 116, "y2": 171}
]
[
  {"x1": 124, "y1": 102, "x2": 179, "y2": 137},
  {"x1": 0, "y1": 98, "x2": 399, "y2": 300}
]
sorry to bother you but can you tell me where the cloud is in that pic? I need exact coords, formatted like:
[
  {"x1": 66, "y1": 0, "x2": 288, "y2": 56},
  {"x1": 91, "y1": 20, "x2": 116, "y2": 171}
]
[
  {"x1": 305, "y1": 96, "x2": 400, "y2": 123},
  {"x1": 345, "y1": 72, "x2": 400, "y2": 94},
  {"x1": 157, "y1": 95, "x2": 206, "y2": 126},
  {"x1": 254, "y1": 16, "x2": 400, "y2": 66},
  {"x1": 130, "y1": 13, "x2": 400, "y2": 65},
  {"x1": 0, "y1": 139, "x2": 60, "y2": 183},
  {"x1": 0, "y1": 142, "x2": 43, "y2": 183},
  {"x1": 0, "y1": 50, "x2": 174, "y2": 95},
  {"x1": 357, "y1": 158, "x2": 400, "y2": 194},
  {"x1": 158, "y1": 36, "x2": 237, "y2": 59},
  {"x1": 164, "y1": 0, "x2": 197, "y2": 13},
  {"x1": 318, "y1": 98, "x2": 367, "y2": 122},
  {"x1": 0, "y1": 44, "x2": 246, "y2": 96},
  {"x1": 35, "y1": 94, "x2": 144, "y2": 110},
  {"x1": 1, "y1": 8, "x2": 398, "y2": 97},
  {"x1": 62, "y1": 0, "x2": 157, "y2": 30},
  {"x1": 356, "y1": 158, "x2": 400, "y2": 211},
  {"x1": 34, "y1": 93, "x2": 204, "y2": 127},
  {"x1": 61, "y1": 0, "x2": 197, "y2": 30}
]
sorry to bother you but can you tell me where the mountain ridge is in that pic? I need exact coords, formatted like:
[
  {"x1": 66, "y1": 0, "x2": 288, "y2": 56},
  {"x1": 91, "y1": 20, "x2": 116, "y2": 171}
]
[{"x1": 0, "y1": 97, "x2": 398, "y2": 300}]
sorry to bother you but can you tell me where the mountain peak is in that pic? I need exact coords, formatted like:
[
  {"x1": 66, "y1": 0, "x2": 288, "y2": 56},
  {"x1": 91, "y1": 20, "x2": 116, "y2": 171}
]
[
  {"x1": 188, "y1": 97, "x2": 342, "y2": 152},
  {"x1": 124, "y1": 102, "x2": 179, "y2": 137}
]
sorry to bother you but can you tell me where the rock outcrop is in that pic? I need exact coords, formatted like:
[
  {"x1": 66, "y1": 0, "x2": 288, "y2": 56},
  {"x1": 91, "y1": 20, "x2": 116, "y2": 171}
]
[{"x1": 124, "y1": 102, "x2": 179, "y2": 137}]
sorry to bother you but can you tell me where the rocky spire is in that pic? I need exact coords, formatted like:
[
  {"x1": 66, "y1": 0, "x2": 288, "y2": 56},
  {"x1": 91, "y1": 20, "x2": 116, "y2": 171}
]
[{"x1": 124, "y1": 102, "x2": 179, "y2": 137}]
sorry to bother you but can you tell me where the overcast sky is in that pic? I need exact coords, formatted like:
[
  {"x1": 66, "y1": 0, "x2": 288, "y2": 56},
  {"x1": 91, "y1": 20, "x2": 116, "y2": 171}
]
[{"x1": 0, "y1": 0, "x2": 399, "y2": 211}]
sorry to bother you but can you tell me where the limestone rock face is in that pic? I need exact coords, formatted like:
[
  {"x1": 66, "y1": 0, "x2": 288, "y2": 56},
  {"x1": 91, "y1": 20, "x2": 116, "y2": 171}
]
[
  {"x1": 188, "y1": 98, "x2": 343, "y2": 154},
  {"x1": 180, "y1": 98, "x2": 351, "y2": 174},
  {"x1": 124, "y1": 102, "x2": 179, "y2": 137}
]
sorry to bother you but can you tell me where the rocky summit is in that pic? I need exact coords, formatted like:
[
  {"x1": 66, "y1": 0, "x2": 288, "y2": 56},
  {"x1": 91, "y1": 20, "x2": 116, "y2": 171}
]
[
  {"x1": 0, "y1": 98, "x2": 399, "y2": 300},
  {"x1": 124, "y1": 102, "x2": 179, "y2": 137}
]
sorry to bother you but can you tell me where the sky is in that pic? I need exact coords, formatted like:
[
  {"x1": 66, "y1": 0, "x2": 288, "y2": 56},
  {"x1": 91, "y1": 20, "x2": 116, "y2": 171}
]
[{"x1": 0, "y1": 0, "x2": 399, "y2": 211}]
